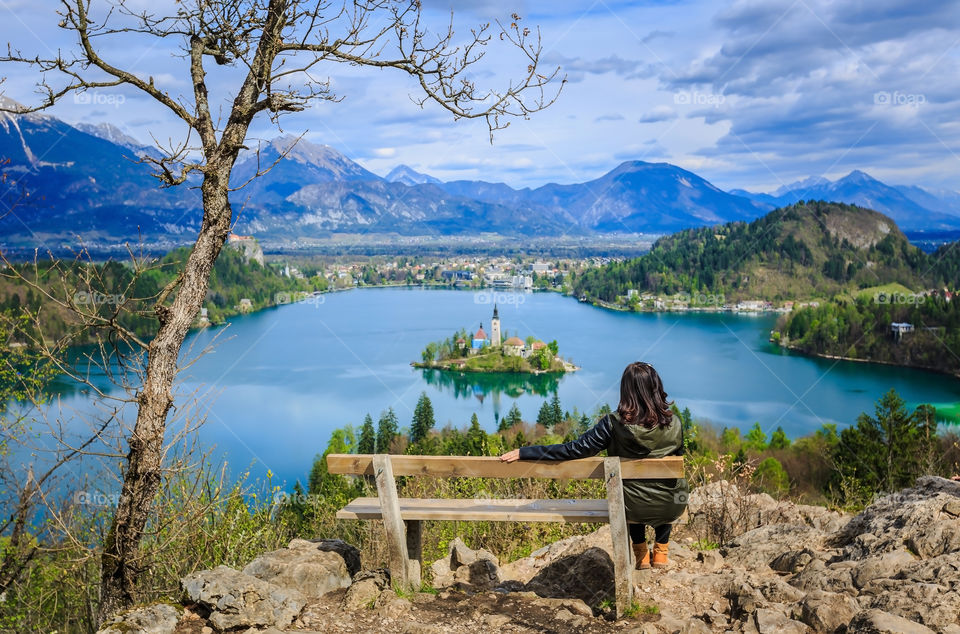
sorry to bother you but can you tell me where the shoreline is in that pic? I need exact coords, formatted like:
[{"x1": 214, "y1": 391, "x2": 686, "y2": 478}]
[
  {"x1": 775, "y1": 340, "x2": 960, "y2": 380},
  {"x1": 411, "y1": 361, "x2": 578, "y2": 376}
]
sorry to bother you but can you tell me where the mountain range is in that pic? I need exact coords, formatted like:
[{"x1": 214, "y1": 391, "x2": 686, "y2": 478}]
[{"x1": 2, "y1": 100, "x2": 960, "y2": 248}]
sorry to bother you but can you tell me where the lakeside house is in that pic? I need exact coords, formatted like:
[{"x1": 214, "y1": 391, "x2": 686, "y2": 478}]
[{"x1": 891, "y1": 322, "x2": 914, "y2": 342}]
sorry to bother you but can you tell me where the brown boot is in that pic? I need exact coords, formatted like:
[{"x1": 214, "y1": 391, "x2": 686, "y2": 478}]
[
  {"x1": 632, "y1": 542, "x2": 651, "y2": 570},
  {"x1": 652, "y1": 542, "x2": 669, "y2": 568}
]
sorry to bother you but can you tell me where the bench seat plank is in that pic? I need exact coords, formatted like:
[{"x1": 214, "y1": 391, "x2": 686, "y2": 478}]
[
  {"x1": 336, "y1": 497, "x2": 610, "y2": 523},
  {"x1": 327, "y1": 454, "x2": 684, "y2": 480}
]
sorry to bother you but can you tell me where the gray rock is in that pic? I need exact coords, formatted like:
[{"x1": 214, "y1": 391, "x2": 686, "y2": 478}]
[
  {"x1": 181, "y1": 565, "x2": 305, "y2": 631},
  {"x1": 453, "y1": 558, "x2": 500, "y2": 590},
  {"x1": 726, "y1": 578, "x2": 766, "y2": 619},
  {"x1": 96, "y1": 602, "x2": 181, "y2": 634},
  {"x1": 723, "y1": 524, "x2": 826, "y2": 571},
  {"x1": 770, "y1": 549, "x2": 818, "y2": 574},
  {"x1": 342, "y1": 568, "x2": 390, "y2": 610},
  {"x1": 697, "y1": 550, "x2": 724, "y2": 573},
  {"x1": 754, "y1": 607, "x2": 812, "y2": 634},
  {"x1": 797, "y1": 590, "x2": 860, "y2": 633},
  {"x1": 678, "y1": 618, "x2": 712, "y2": 634},
  {"x1": 864, "y1": 582, "x2": 960, "y2": 631},
  {"x1": 242, "y1": 538, "x2": 357, "y2": 599},
  {"x1": 754, "y1": 576, "x2": 806, "y2": 604},
  {"x1": 847, "y1": 608, "x2": 935, "y2": 634},
  {"x1": 790, "y1": 559, "x2": 856, "y2": 595},
  {"x1": 830, "y1": 477, "x2": 960, "y2": 560},
  {"x1": 851, "y1": 551, "x2": 916, "y2": 589},
  {"x1": 528, "y1": 596, "x2": 594, "y2": 618},
  {"x1": 430, "y1": 536, "x2": 500, "y2": 589}
]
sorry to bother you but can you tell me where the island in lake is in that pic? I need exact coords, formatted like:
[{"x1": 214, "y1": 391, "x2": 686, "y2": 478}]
[{"x1": 412, "y1": 304, "x2": 578, "y2": 374}]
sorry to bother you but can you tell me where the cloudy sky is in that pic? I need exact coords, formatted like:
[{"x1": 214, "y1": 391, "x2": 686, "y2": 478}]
[{"x1": 2, "y1": 0, "x2": 959, "y2": 192}]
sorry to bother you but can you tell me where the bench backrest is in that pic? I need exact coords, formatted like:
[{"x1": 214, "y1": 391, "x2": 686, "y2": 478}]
[{"x1": 326, "y1": 454, "x2": 684, "y2": 479}]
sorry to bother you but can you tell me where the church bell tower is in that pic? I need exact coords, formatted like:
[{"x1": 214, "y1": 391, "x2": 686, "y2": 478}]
[{"x1": 491, "y1": 304, "x2": 501, "y2": 347}]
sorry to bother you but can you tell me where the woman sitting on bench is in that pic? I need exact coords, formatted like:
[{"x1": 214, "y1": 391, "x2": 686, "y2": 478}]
[{"x1": 500, "y1": 361, "x2": 688, "y2": 569}]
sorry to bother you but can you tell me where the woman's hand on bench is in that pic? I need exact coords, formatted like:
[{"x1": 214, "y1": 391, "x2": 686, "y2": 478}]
[{"x1": 500, "y1": 449, "x2": 521, "y2": 463}]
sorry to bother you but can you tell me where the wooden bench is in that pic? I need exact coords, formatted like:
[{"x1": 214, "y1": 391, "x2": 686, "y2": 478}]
[{"x1": 327, "y1": 453, "x2": 684, "y2": 617}]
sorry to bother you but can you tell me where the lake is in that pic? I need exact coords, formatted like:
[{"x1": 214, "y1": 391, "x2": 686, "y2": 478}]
[{"x1": 45, "y1": 287, "x2": 960, "y2": 489}]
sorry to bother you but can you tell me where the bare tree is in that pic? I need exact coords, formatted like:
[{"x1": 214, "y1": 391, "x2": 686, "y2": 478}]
[{"x1": 0, "y1": 0, "x2": 561, "y2": 622}]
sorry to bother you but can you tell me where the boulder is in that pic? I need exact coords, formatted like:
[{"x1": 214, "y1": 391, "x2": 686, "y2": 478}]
[
  {"x1": 96, "y1": 602, "x2": 181, "y2": 634},
  {"x1": 375, "y1": 589, "x2": 412, "y2": 619},
  {"x1": 770, "y1": 548, "x2": 819, "y2": 574},
  {"x1": 830, "y1": 477, "x2": 960, "y2": 560},
  {"x1": 723, "y1": 524, "x2": 827, "y2": 571},
  {"x1": 863, "y1": 582, "x2": 960, "y2": 631},
  {"x1": 850, "y1": 550, "x2": 916, "y2": 589},
  {"x1": 754, "y1": 607, "x2": 811, "y2": 634},
  {"x1": 430, "y1": 537, "x2": 500, "y2": 590},
  {"x1": 523, "y1": 546, "x2": 615, "y2": 607},
  {"x1": 241, "y1": 538, "x2": 359, "y2": 599},
  {"x1": 847, "y1": 609, "x2": 935, "y2": 634},
  {"x1": 789, "y1": 559, "x2": 856, "y2": 595},
  {"x1": 725, "y1": 577, "x2": 766, "y2": 619},
  {"x1": 796, "y1": 590, "x2": 860, "y2": 633},
  {"x1": 528, "y1": 595, "x2": 594, "y2": 618},
  {"x1": 453, "y1": 558, "x2": 500, "y2": 590},
  {"x1": 181, "y1": 565, "x2": 306, "y2": 631},
  {"x1": 500, "y1": 524, "x2": 613, "y2": 585},
  {"x1": 697, "y1": 550, "x2": 724, "y2": 573},
  {"x1": 342, "y1": 568, "x2": 390, "y2": 610}
]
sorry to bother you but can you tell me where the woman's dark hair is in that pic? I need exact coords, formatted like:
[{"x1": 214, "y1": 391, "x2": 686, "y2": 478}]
[{"x1": 616, "y1": 362, "x2": 673, "y2": 428}]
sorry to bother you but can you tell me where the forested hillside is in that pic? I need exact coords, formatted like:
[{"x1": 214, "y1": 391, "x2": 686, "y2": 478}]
[{"x1": 572, "y1": 201, "x2": 940, "y2": 302}]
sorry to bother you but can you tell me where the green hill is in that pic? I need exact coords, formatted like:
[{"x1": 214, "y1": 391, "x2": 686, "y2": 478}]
[{"x1": 572, "y1": 201, "x2": 938, "y2": 303}]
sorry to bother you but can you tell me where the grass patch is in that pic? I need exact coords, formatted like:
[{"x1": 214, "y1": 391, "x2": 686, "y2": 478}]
[
  {"x1": 623, "y1": 601, "x2": 660, "y2": 618},
  {"x1": 854, "y1": 282, "x2": 916, "y2": 300},
  {"x1": 692, "y1": 539, "x2": 720, "y2": 551}
]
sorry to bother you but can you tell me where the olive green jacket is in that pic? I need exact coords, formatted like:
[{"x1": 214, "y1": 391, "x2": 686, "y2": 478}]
[{"x1": 518, "y1": 412, "x2": 688, "y2": 525}]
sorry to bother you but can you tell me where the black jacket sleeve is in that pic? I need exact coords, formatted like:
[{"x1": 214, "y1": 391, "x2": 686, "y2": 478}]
[{"x1": 518, "y1": 415, "x2": 613, "y2": 461}]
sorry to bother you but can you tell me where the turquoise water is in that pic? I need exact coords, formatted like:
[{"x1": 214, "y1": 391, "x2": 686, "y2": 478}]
[{"x1": 44, "y1": 287, "x2": 960, "y2": 487}]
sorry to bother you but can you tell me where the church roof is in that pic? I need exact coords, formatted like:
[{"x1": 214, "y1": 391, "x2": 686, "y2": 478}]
[
  {"x1": 493, "y1": 303, "x2": 499, "y2": 319},
  {"x1": 504, "y1": 336, "x2": 524, "y2": 346},
  {"x1": 531, "y1": 341, "x2": 547, "y2": 350},
  {"x1": 474, "y1": 326, "x2": 488, "y2": 340}
]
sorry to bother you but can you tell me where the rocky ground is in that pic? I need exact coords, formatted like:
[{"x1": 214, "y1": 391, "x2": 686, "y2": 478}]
[{"x1": 99, "y1": 476, "x2": 960, "y2": 634}]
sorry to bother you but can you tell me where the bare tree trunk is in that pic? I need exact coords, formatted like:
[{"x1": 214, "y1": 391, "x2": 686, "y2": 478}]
[{"x1": 97, "y1": 169, "x2": 234, "y2": 621}]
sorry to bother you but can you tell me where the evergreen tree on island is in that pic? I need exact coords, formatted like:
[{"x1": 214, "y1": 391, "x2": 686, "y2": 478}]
[
  {"x1": 358, "y1": 414, "x2": 376, "y2": 454},
  {"x1": 410, "y1": 392, "x2": 436, "y2": 445}
]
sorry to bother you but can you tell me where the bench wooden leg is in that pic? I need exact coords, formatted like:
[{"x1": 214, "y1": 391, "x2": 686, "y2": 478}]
[
  {"x1": 373, "y1": 454, "x2": 418, "y2": 591},
  {"x1": 604, "y1": 457, "x2": 634, "y2": 618},
  {"x1": 405, "y1": 519, "x2": 422, "y2": 567}
]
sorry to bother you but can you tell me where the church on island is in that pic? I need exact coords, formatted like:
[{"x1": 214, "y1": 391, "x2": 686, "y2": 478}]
[
  {"x1": 469, "y1": 305, "x2": 502, "y2": 350},
  {"x1": 420, "y1": 304, "x2": 576, "y2": 373},
  {"x1": 460, "y1": 305, "x2": 543, "y2": 358}
]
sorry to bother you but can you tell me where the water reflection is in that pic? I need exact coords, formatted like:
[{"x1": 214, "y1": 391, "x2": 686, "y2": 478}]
[{"x1": 419, "y1": 368, "x2": 562, "y2": 417}]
